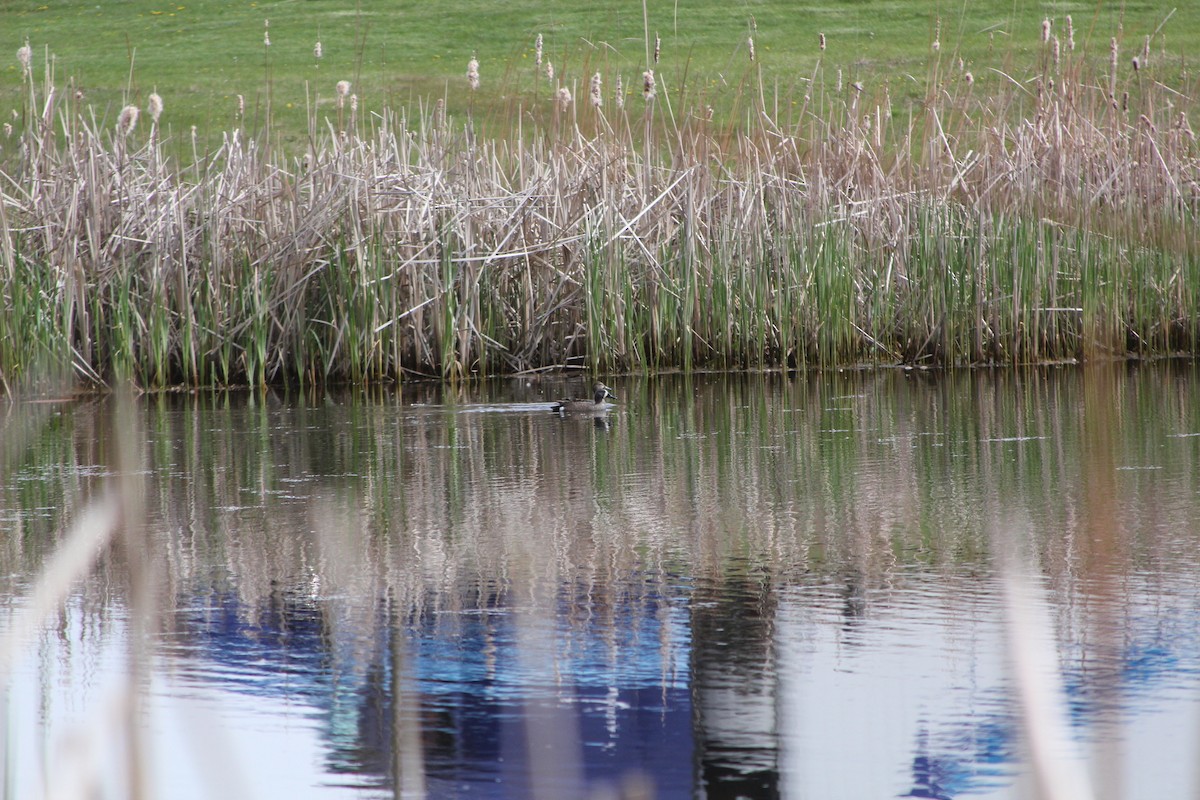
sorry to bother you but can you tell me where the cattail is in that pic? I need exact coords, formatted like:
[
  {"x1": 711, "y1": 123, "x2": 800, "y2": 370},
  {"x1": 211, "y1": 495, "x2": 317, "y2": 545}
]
[
  {"x1": 1177, "y1": 111, "x2": 1195, "y2": 140},
  {"x1": 534, "y1": 33, "x2": 543, "y2": 66},
  {"x1": 704, "y1": 105, "x2": 714, "y2": 121},
  {"x1": 615, "y1": 73, "x2": 624, "y2": 110},
  {"x1": 590, "y1": 71, "x2": 602, "y2": 108},
  {"x1": 1066, "y1": 15, "x2": 1075, "y2": 51},
  {"x1": 336, "y1": 80, "x2": 350, "y2": 109},
  {"x1": 350, "y1": 93, "x2": 358, "y2": 113},
  {"x1": 263, "y1": 18, "x2": 270, "y2": 47},
  {"x1": 545, "y1": 60, "x2": 554, "y2": 82},
  {"x1": 314, "y1": 40, "x2": 323, "y2": 59},
  {"x1": 1041, "y1": 18, "x2": 1051, "y2": 45},
  {"x1": 965, "y1": 71, "x2": 974, "y2": 86},
  {"x1": 748, "y1": 36, "x2": 755, "y2": 62},
  {"x1": 236, "y1": 94, "x2": 245, "y2": 118},
  {"x1": 852, "y1": 81, "x2": 863, "y2": 93},
  {"x1": 836, "y1": 68, "x2": 843, "y2": 93},
  {"x1": 819, "y1": 33, "x2": 826, "y2": 51},
  {"x1": 1122, "y1": 91, "x2": 1129, "y2": 112},
  {"x1": 16, "y1": 41, "x2": 32, "y2": 78},
  {"x1": 1110, "y1": 37, "x2": 1119, "y2": 74},
  {"x1": 654, "y1": 32, "x2": 661, "y2": 64},
  {"x1": 467, "y1": 57, "x2": 480, "y2": 91},
  {"x1": 1142, "y1": 35, "x2": 1150, "y2": 67},
  {"x1": 1052, "y1": 36, "x2": 1060, "y2": 68},
  {"x1": 642, "y1": 69, "x2": 656, "y2": 101},
  {"x1": 1132, "y1": 56, "x2": 1140, "y2": 72},
  {"x1": 148, "y1": 92, "x2": 163, "y2": 123},
  {"x1": 3, "y1": 123, "x2": 11, "y2": 138},
  {"x1": 117, "y1": 104, "x2": 139, "y2": 136},
  {"x1": 556, "y1": 85, "x2": 572, "y2": 112},
  {"x1": 933, "y1": 17, "x2": 941, "y2": 52}
]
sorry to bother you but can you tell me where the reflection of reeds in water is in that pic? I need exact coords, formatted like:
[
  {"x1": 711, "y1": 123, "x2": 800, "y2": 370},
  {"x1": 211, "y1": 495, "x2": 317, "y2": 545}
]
[
  {"x1": 2, "y1": 20, "x2": 1198, "y2": 388},
  {"x1": 3, "y1": 367, "x2": 1200, "y2": 795}
]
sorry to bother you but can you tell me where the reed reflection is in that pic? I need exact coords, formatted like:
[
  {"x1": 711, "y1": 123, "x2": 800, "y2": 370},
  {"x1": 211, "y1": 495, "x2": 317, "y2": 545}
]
[{"x1": 3, "y1": 364, "x2": 1200, "y2": 798}]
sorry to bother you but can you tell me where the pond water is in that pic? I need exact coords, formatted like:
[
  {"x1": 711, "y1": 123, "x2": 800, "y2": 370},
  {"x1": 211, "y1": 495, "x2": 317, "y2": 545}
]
[{"x1": 3, "y1": 365, "x2": 1200, "y2": 799}]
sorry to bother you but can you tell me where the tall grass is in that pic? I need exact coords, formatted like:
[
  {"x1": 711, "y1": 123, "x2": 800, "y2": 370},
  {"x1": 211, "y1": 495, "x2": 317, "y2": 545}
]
[{"x1": 1, "y1": 21, "x2": 1197, "y2": 389}]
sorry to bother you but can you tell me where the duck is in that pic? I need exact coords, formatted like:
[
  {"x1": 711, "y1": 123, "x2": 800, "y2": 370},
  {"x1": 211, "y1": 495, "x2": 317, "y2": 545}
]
[{"x1": 551, "y1": 382, "x2": 618, "y2": 414}]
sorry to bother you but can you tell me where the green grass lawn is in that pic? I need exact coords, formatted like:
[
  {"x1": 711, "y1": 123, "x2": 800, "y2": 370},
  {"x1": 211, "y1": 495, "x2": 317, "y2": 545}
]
[{"x1": 3, "y1": 0, "x2": 1191, "y2": 149}]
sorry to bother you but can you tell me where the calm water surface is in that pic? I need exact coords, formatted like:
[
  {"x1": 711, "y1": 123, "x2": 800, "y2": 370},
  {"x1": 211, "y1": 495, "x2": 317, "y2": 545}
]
[{"x1": 3, "y1": 365, "x2": 1200, "y2": 799}]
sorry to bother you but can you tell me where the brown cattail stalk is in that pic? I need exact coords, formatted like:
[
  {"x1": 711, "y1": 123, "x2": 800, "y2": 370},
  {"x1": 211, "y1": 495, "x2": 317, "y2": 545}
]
[
  {"x1": 117, "y1": 105, "x2": 139, "y2": 136},
  {"x1": 148, "y1": 92, "x2": 163, "y2": 124},
  {"x1": 17, "y1": 41, "x2": 32, "y2": 79},
  {"x1": 590, "y1": 72, "x2": 602, "y2": 109}
]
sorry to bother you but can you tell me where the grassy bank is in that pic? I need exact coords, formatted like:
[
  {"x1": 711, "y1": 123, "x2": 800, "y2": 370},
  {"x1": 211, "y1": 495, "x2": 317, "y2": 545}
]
[
  {"x1": 4, "y1": 1, "x2": 1188, "y2": 147},
  {"x1": 1, "y1": 11, "x2": 1198, "y2": 389}
]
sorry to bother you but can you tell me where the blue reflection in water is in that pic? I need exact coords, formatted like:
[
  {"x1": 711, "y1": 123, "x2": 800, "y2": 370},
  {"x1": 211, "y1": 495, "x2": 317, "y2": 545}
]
[
  {"x1": 165, "y1": 573, "x2": 1200, "y2": 799},
  {"x1": 173, "y1": 585, "x2": 696, "y2": 797}
]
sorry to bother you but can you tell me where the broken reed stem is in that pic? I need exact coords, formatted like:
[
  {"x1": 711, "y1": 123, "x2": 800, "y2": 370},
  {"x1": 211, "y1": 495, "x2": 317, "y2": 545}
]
[{"x1": 0, "y1": 31, "x2": 1197, "y2": 388}]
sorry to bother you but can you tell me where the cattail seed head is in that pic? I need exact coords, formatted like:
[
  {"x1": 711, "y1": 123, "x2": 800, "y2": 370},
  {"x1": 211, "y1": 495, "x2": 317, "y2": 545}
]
[
  {"x1": 642, "y1": 69, "x2": 656, "y2": 101},
  {"x1": 148, "y1": 92, "x2": 163, "y2": 123},
  {"x1": 1132, "y1": 56, "x2": 1140, "y2": 72},
  {"x1": 17, "y1": 41, "x2": 32, "y2": 78},
  {"x1": 1177, "y1": 111, "x2": 1195, "y2": 140},
  {"x1": 534, "y1": 33, "x2": 543, "y2": 66},
  {"x1": 3, "y1": 123, "x2": 12, "y2": 138},
  {"x1": 819, "y1": 33, "x2": 826, "y2": 51},
  {"x1": 467, "y1": 57, "x2": 480, "y2": 91},
  {"x1": 1110, "y1": 37, "x2": 1119, "y2": 71},
  {"x1": 965, "y1": 71, "x2": 974, "y2": 86},
  {"x1": 836, "y1": 68, "x2": 843, "y2": 93},
  {"x1": 1143, "y1": 35, "x2": 1151, "y2": 64},
  {"x1": 236, "y1": 94, "x2": 245, "y2": 118},
  {"x1": 117, "y1": 104, "x2": 139, "y2": 136},
  {"x1": 556, "y1": 86, "x2": 572, "y2": 112},
  {"x1": 264, "y1": 30, "x2": 270, "y2": 47},
  {"x1": 1052, "y1": 36, "x2": 1060, "y2": 68},
  {"x1": 545, "y1": 60, "x2": 554, "y2": 82},
  {"x1": 314, "y1": 40, "x2": 323, "y2": 59},
  {"x1": 590, "y1": 71, "x2": 602, "y2": 108},
  {"x1": 654, "y1": 32, "x2": 661, "y2": 64},
  {"x1": 748, "y1": 36, "x2": 755, "y2": 62},
  {"x1": 1066, "y1": 16, "x2": 1075, "y2": 51},
  {"x1": 933, "y1": 18, "x2": 941, "y2": 52},
  {"x1": 615, "y1": 73, "x2": 624, "y2": 110},
  {"x1": 336, "y1": 80, "x2": 351, "y2": 97},
  {"x1": 1041, "y1": 18, "x2": 1051, "y2": 44}
]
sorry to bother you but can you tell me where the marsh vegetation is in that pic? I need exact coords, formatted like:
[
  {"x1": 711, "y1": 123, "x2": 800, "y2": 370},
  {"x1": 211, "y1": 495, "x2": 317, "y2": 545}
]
[{"x1": 1, "y1": 11, "x2": 1197, "y2": 389}]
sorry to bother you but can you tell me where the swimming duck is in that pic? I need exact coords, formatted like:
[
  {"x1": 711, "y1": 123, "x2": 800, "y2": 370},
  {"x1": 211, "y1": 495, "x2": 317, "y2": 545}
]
[{"x1": 551, "y1": 382, "x2": 618, "y2": 414}]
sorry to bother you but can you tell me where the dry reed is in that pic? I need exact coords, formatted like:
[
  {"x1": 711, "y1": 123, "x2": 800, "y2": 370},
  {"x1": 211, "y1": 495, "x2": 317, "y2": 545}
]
[{"x1": 0, "y1": 23, "x2": 1197, "y2": 389}]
